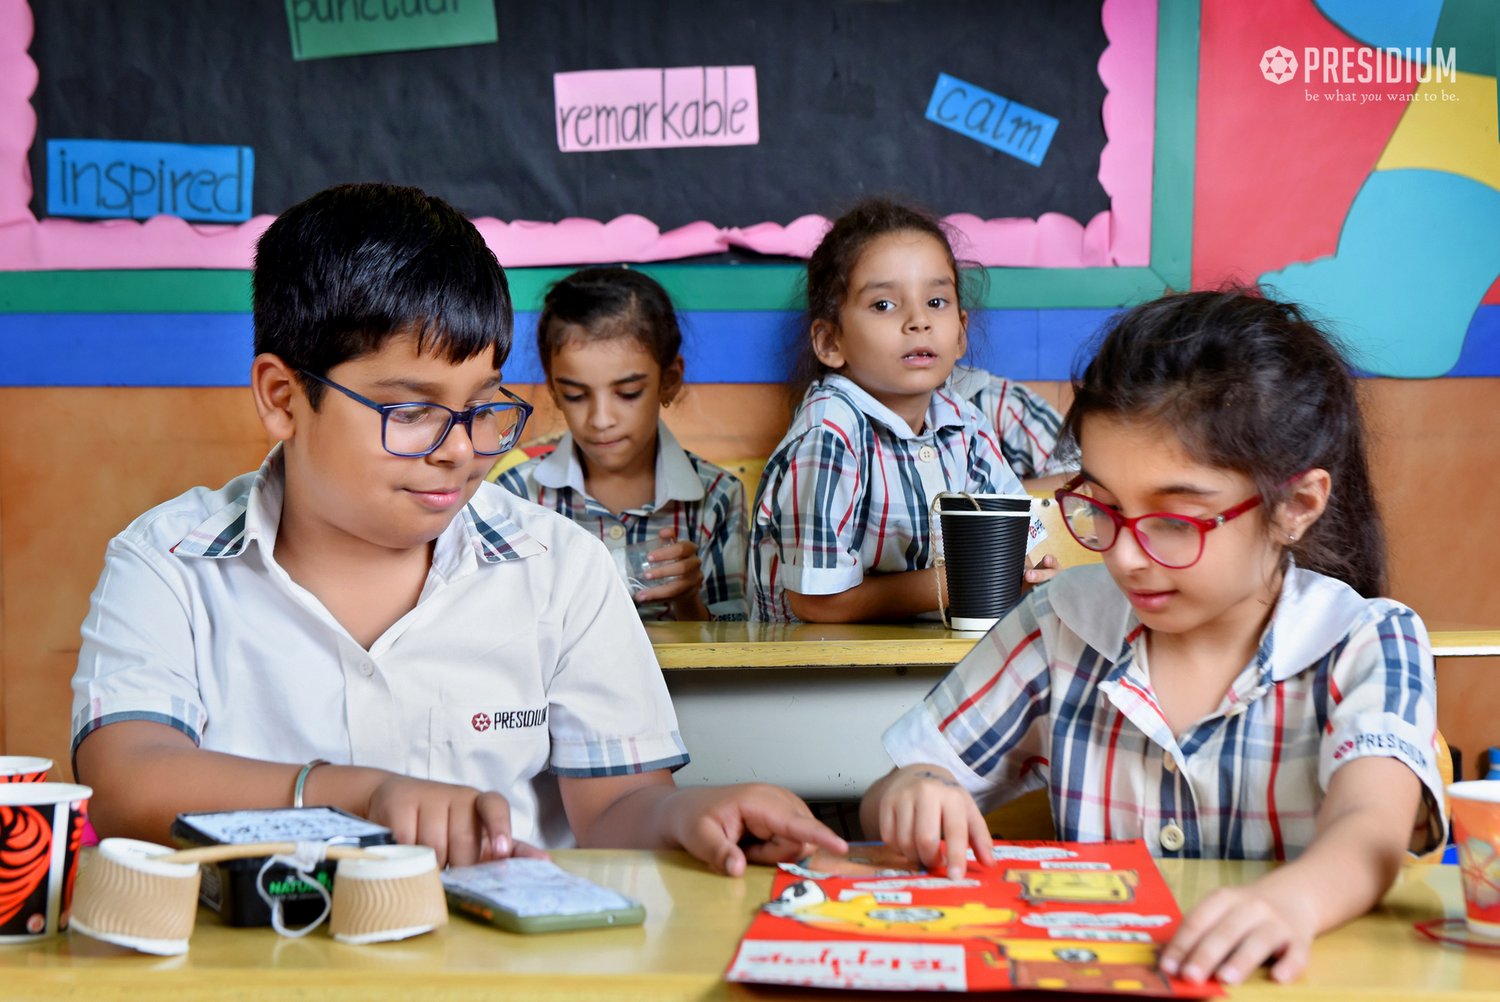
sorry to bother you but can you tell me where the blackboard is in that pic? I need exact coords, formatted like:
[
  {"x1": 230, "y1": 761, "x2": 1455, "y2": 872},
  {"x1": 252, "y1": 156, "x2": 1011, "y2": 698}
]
[{"x1": 26, "y1": 0, "x2": 1111, "y2": 230}]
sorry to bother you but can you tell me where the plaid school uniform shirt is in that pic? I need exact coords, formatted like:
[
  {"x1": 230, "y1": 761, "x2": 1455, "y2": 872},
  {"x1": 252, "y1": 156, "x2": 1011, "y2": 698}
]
[
  {"x1": 72, "y1": 447, "x2": 688, "y2": 849},
  {"x1": 749, "y1": 373, "x2": 1025, "y2": 623},
  {"x1": 496, "y1": 421, "x2": 747, "y2": 621},
  {"x1": 883, "y1": 564, "x2": 1447, "y2": 860},
  {"x1": 949, "y1": 364, "x2": 1071, "y2": 480}
]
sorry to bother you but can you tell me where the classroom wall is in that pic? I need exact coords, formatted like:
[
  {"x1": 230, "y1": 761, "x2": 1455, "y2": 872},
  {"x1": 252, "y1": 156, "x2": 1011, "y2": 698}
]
[{"x1": 2, "y1": 377, "x2": 1497, "y2": 779}]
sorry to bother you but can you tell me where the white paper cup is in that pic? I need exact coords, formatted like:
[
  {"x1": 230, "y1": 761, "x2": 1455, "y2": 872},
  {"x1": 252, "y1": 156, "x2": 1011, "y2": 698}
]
[{"x1": 0, "y1": 782, "x2": 92, "y2": 942}]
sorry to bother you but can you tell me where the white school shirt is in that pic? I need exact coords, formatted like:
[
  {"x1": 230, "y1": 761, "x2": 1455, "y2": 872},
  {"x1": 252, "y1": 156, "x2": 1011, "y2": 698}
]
[
  {"x1": 71, "y1": 448, "x2": 687, "y2": 849},
  {"x1": 883, "y1": 564, "x2": 1447, "y2": 859},
  {"x1": 748, "y1": 374, "x2": 1025, "y2": 623},
  {"x1": 496, "y1": 421, "x2": 747, "y2": 621}
]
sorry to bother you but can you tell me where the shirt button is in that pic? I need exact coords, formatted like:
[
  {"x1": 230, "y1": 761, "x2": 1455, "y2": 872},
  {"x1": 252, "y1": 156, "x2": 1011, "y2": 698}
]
[
  {"x1": 607, "y1": 525, "x2": 625, "y2": 540},
  {"x1": 359, "y1": 661, "x2": 375, "y2": 677},
  {"x1": 1163, "y1": 755, "x2": 1178, "y2": 774},
  {"x1": 917, "y1": 445, "x2": 937, "y2": 463},
  {"x1": 1159, "y1": 822, "x2": 1185, "y2": 852}
]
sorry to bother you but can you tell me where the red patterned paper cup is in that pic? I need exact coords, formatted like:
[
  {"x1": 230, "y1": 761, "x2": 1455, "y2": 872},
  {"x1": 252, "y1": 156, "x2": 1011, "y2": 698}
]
[
  {"x1": 1449, "y1": 780, "x2": 1500, "y2": 938},
  {"x1": 0, "y1": 757, "x2": 51, "y2": 783},
  {"x1": 0, "y1": 782, "x2": 92, "y2": 943}
]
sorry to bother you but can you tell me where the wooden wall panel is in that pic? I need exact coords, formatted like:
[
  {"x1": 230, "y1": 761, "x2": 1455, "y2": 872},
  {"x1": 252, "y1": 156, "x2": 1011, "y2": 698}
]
[{"x1": 2, "y1": 378, "x2": 1497, "y2": 779}]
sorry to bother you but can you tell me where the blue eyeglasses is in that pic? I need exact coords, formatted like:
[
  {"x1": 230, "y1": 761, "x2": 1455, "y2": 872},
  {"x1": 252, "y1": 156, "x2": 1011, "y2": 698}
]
[{"x1": 299, "y1": 369, "x2": 533, "y2": 458}]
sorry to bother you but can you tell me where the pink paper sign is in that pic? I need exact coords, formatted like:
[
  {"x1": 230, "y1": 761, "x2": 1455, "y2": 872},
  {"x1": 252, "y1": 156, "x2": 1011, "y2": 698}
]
[{"x1": 553, "y1": 66, "x2": 759, "y2": 153}]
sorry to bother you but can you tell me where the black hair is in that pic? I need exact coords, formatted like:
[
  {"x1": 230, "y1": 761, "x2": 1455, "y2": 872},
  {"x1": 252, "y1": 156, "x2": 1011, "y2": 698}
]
[
  {"x1": 252, "y1": 182, "x2": 512, "y2": 408},
  {"x1": 534, "y1": 266, "x2": 682, "y2": 373},
  {"x1": 1060, "y1": 288, "x2": 1387, "y2": 597},
  {"x1": 788, "y1": 197, "x2": 968, "y2": 400}
]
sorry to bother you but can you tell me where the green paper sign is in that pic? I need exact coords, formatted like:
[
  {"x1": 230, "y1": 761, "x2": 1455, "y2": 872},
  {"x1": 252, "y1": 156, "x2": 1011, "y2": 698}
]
[{"x1": 285, "y1": 0, "x2": 498, "y2": 61}]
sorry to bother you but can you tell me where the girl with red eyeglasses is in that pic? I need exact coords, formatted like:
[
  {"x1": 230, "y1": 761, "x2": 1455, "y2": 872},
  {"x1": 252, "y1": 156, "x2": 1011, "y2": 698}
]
[{"x1": 862, "y1": 290, "x2": 1445, "y2": 988}]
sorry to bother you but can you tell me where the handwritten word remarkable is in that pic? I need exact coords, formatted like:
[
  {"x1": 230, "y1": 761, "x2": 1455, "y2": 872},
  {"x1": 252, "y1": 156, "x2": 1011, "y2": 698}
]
[
  {"x1": 925, "y1": 73, "x2": 1058, "y2": 167},
  {"x1": 47, "y1": 139, "x2": 253, "y2": 223},
  {"x1": 284, "y1": 0, "x2": 498, "y2": 61},
  {"x1": 554, "y1": 67, "x2": 759, "y2": 153}
]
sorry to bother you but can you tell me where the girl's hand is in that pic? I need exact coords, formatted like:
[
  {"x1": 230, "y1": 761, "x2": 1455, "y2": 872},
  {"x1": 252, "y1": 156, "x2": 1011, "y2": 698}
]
[
  {"x1": 635, "y1": 529, "x2": 710, "y2": 619},
  {"x1": 874, "y1": 764, "x2": 992, "y2": 880},
  {"x1": 364, "y1": 774, "x2": 549, "y2": 868},
  {"x1": 1160, "y1": 882, "x2": 1316, "y2": 986},
  {"x1": 664, "y1": 783, "x2": 848, "y2": 876},
  {"x1": 1023, "y1": 553, "x2": 1060, "y2": 587}
]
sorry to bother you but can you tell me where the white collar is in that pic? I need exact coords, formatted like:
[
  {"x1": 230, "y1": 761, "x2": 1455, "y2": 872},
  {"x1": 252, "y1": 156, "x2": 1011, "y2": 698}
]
[{"x1": 820, "y1": 373, "x2": 969, "y2": 440}]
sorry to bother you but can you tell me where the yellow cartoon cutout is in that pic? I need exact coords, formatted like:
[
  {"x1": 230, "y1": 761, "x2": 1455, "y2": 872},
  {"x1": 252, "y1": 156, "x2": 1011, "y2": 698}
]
[
  {"x1": 765, "y1": 880, "x2": 1016, "y2": 940},
  {"x1": 1005, "y1": 868, "x2": 1139, "y2": 904}
]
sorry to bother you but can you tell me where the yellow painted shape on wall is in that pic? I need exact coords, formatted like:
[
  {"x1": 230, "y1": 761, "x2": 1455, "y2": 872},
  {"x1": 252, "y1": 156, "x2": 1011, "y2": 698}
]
[{"x1": 1376, "y1": 70, "x2": 1500, "y2": 193}]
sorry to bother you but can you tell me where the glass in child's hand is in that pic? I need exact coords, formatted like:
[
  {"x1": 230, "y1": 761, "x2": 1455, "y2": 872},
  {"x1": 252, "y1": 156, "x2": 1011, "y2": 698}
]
[{"x1": 618, "y1": 538, "x2": 679, "y2": 597}]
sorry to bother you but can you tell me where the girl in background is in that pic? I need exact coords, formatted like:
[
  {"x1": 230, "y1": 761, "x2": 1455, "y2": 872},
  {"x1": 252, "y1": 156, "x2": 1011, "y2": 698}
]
[
  {"x1": 948, "y1": 363, "x2": 1072, "y2": 490},
  {"x1": 863, "y1": 290, "x2": 1444, "y2": 986},
  {"x1": 748, "y1": 198, "x2": 1053, "y2": 623},
  {"x1": 497, "y1": 268, "x2": 745, "y2": 621}
]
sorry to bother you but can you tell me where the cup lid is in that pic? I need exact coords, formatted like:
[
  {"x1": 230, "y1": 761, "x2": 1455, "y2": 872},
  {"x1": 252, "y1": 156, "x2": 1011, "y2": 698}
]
[
  {"x1": 0, "y1": 781, "x2": 92, "y2": 806},
  {"x1": 1448, "y1": 780, "x2": 1500, "y2": 805}
]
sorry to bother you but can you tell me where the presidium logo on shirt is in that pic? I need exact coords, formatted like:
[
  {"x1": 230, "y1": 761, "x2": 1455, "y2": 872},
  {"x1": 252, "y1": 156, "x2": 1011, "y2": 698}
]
[{"x1": 470, "y1": 707, "x2": 549, "y2": 733}]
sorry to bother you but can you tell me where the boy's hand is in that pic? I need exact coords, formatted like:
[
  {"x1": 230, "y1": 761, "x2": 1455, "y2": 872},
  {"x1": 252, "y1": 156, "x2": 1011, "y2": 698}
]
[
  {"x1": 1023, "y1": 553, "x2": 1061, "y2": 587},
  {"x1": 874, "y1": 764, "x2": 993, "y2": 880},
  {"x1": 365, "y1": 774, "x2": 548, "y2": 868},
  {"x1": 634, "y1": 529, "x2": 710, "y2": 619},
  {"x1": 1160, "y1": 881, "x2": 1316, "y2": 986},
  {"x1": 666, "y1": 783, "x2": 848, "y2": 876}
]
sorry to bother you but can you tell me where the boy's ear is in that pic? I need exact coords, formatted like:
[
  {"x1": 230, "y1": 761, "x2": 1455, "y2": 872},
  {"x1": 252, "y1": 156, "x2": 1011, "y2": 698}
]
[
  {"x1": 1274, "y1": 467, "x2": 1332, "y2": 541},
  {"x1": 251, "y1": 353, "x2": 300, "y2": 443},
  {"x1": 660, "y1": 354, "x2": 685, "y2": 407},
  {"x1": 811, "y1": 319, "x2": 846, "y2": 370}
]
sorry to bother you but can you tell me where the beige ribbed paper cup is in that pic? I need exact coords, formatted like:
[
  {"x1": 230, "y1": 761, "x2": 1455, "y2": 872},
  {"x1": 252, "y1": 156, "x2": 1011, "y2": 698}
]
[
  {"x1": 68, "y1": 837, "x2": 202, "y2": 955},
  {"x1": 330, "y1": 844, "x2": 446, "y2": 944},
  {"x1": 0, "y1": 782, "x2": 91, "y2": 943},
  {"x1": 0, "y1": 757, "x2": 52, "y2": 784}
]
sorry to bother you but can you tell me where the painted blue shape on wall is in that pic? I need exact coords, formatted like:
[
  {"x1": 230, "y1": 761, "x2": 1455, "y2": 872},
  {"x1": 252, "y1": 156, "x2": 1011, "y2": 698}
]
[
  {"x1": 1313, "y1": 0, "x2": 1442, "y2": 52},
  {"x1": 1259, "y1": 169, "x2": 1500, "y2": 377},
  {"x1": 1450, "y1": 304, "x2": 1500, "y2": 376}
]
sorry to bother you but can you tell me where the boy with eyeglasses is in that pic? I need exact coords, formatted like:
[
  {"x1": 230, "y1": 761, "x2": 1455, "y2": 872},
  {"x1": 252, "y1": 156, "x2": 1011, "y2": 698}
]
[{"x1": 71, "y1": 183, "x2": 844, "y2": 873}]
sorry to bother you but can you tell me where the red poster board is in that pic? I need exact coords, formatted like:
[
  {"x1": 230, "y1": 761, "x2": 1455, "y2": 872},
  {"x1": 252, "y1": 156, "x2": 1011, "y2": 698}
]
[{"x1": 728, "y1": 840, "x2": 1221, "y2": 997}]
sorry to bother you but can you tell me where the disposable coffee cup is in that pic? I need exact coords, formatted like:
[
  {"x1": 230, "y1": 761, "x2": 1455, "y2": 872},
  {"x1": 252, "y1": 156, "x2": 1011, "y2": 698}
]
[
  {"x1": 937, "y1": 493, "x2": 1034, "y2": 632},
  {"x1": 0, "y1": 757, "x2": 52, "y2": 783},
  {"x1": 1448, "y1": 780, "x2": 1500, "y2": 938},
  {"x1": 0, "y1": 782, "x2": 92, "y2": 942}
]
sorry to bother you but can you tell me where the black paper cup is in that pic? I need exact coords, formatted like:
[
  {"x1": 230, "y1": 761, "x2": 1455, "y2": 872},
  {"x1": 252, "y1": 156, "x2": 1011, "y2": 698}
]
[{"x1": 939, "y1": 505, "x2": 1032, "y2": 631}]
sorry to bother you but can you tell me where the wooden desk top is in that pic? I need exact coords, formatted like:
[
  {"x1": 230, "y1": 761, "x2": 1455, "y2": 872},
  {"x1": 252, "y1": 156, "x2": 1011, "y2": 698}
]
[
  {"x1": 2, "y1": 852, "x2": 1493, "y2": 1001},
  {"x1": 646, "y1": 621, "x2": 1500, "y2": 668}
]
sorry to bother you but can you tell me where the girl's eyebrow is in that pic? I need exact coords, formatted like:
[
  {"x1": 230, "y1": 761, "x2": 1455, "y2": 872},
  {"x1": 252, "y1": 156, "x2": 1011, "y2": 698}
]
[
  {"x1": 856, "y1": 275, "x2": 955, "y2": 295},
  {"x1": 553, "y1": 372, "x2": 648, "y2": 387},
  {"x1": 1077, "y1": 467, "x2": 1221, "y2": 500}
]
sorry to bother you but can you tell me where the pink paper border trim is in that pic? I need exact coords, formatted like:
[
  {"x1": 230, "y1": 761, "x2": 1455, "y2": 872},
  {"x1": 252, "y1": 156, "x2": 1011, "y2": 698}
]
[{"x1": 0, "y1": 0, "x2": 1154, "y2": 270}]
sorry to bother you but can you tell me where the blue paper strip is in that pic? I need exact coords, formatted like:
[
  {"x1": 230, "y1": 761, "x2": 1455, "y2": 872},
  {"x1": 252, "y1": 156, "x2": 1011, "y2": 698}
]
[
  {"x1": 45, "y1": 139, "x2": 255, "y2": 223},
  {"x1": 924, "y1": 73, "x2": 1059, "y2": 167}
]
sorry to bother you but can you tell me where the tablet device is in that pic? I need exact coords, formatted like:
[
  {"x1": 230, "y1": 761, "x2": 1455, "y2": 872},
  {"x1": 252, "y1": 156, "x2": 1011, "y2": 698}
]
[{"x1": 441, "y1": 858, "x2": 646, "y2": 934}]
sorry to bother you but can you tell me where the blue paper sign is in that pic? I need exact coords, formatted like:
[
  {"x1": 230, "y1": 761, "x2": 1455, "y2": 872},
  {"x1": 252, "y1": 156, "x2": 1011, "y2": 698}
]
[
  {"x1": 46, "y1": 139, "x2": 255, "y2": 223},
  {"x1": 924, "y1": 73, "x2": 1059, "y2": 167}
]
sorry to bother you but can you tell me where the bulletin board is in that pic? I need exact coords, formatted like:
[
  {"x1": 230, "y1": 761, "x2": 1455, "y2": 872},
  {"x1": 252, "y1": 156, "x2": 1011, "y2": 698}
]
[{"x1": 0, "y1": 0, "x2": 1199, "y2": 384}]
